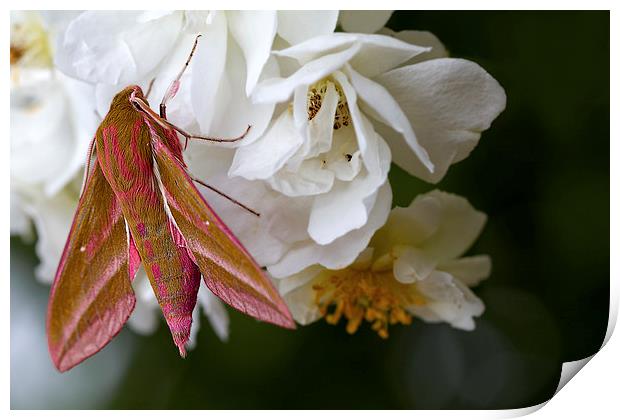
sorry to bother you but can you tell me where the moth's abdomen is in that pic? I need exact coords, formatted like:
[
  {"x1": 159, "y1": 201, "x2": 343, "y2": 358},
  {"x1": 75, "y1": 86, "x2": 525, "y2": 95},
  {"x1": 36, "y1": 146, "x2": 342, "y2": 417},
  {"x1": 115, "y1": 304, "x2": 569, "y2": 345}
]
[{"x1": 135, "y1": 218, "x2": 201, "y2": 356}]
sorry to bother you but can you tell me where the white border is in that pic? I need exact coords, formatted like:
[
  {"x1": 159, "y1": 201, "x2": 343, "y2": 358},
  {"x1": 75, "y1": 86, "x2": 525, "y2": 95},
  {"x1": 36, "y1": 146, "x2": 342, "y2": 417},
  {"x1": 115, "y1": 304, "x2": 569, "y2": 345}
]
[{"x1": 4, "y1": 3, "x2": 616, "y2": 418}]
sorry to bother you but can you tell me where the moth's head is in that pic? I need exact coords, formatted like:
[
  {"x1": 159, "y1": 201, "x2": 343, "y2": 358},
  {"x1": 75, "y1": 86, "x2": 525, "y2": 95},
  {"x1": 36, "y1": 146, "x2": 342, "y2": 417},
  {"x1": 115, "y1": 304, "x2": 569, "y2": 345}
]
[{"x1": 111, "y1": 85, "x2": 146, "y2": 109}]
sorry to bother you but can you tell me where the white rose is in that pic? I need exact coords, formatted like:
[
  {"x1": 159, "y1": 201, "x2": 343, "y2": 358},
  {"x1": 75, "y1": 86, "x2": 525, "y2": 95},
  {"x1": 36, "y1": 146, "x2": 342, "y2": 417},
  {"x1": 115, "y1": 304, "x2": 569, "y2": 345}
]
[
  {"x1": 279, "y1": 190, "x2": 490, "y2": 336},
  {"x1": 10, "y1": 11, "x2": 98, "y2": 283},
  {"x1": 225, "y1": 30, "x2": 504, "y2": 278}
]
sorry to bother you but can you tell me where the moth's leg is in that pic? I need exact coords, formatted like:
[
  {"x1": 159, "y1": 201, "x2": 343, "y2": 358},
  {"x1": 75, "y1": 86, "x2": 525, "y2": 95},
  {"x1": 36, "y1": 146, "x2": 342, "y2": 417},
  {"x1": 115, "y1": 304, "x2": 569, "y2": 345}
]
[
  {"x1": 191, "y1": 176, "x2": 260, "y2": 217},
  {"x1": 160, "y1": 34, "x2": 202, "y2": 119},
  {"x1": 132, "y1": 96, "x2": 251, "y2": 146},
  {"x1": 145, "y1": 78, "x2": 156, "y2": 99}
]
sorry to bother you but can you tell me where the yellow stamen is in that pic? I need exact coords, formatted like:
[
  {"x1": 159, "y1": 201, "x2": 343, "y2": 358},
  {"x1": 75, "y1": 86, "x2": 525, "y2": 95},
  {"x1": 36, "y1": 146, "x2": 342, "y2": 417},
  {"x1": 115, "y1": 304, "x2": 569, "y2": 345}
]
[
  {"x1": 307, "y1": 79, "x2": 351, "y2": 130},
  {"x1": 312, "y1": 267, "x2": 425, "y2": 339},
  {"x1": 10, "y1": 16, "x2": 53, "y2": 69}
]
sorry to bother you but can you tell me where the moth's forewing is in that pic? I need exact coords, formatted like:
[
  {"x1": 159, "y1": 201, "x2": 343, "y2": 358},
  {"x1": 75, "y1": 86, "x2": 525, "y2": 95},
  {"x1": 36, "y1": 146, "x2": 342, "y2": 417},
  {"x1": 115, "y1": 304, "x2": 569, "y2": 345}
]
[
  {"x1": 47, "y1": 163, "x2": 136, "y2": 372},
  {"x1": 95, "y1": 87, "x2": 201, "y2": 355},
  {"x1": 151, "y1": 135, "x2": 296, "y2": 329}
]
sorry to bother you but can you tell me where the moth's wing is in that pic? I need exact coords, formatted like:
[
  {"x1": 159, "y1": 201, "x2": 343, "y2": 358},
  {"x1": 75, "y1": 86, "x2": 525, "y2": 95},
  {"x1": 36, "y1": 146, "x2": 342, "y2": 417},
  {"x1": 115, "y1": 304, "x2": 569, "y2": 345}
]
[
  {"x1": 47, "y1": 162, "x2": 137, "y2": 372},
  {"x1": 151, "y1": 137, "x2": 295, "y2": 329}
]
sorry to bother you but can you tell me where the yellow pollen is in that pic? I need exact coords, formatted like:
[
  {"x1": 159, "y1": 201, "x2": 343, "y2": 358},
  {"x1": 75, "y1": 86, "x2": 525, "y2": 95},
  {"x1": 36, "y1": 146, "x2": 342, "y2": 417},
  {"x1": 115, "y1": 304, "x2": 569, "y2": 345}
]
[
  {"x1": 312, "y1": 268, "x2": 426, "y2": 339},
  {"x1": 10, "y1": 17, "x2": 53, "y2": 69},
  {"x1": 307, "y1": 79, "x2": 351, "y2": 130}
]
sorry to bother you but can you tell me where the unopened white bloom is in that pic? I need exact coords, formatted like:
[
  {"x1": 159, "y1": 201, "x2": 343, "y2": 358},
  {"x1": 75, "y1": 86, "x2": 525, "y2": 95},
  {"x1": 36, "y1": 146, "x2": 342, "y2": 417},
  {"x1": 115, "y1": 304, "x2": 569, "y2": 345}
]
[
  {"x1": 279, "y1": 190, "x2": 490, "y2": 336},
  {"x1": 227, "y1": 30, "x2": 504, "y2": 279}
]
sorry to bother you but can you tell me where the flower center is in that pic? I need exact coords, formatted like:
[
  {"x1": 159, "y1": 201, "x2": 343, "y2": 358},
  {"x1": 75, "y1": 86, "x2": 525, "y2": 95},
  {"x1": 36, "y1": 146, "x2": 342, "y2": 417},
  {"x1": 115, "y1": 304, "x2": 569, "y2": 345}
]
[
  {"x1": 10, "y1": 17, "x2": 52, "y2": 68},
  {"x1": 307, "y1": 79, "x2": 351, "y2": 130},
  {"x1": 312, "y1": 267, "x2": 426, "y2": 338}
]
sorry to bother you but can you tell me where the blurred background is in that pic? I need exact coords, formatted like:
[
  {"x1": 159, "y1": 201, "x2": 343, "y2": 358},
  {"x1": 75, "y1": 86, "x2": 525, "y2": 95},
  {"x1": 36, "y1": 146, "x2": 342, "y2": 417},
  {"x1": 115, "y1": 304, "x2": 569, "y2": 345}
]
[{"x1": 10, "y1": 11, "x2": 609, "y2": 409}]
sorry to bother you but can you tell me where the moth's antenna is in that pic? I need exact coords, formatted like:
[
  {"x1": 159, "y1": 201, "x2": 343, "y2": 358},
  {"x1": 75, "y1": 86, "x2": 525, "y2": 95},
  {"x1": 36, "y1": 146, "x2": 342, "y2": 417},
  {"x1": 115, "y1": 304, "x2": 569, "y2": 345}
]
[
  {"x1": 160, "y1": 34, "x2": 202, "y2": 119},
  {"x1": 191, "y1": 176, "x2": 260, "y2": 217}
]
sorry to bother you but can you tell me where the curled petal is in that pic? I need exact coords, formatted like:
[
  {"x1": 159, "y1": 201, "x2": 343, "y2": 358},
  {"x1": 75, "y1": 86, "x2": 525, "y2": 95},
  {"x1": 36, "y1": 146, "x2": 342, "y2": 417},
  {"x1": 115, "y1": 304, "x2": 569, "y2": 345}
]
[
  {"x1": 269, "y1": 159, "x2": 335, "y2": 197},
  {"x1": 55, "y1": 11, "x2": 182, "y2": 85},
  {"x1": 438, "y1": 255, "x2": 492, "y2": 287},
  {"x1": 227, "y1": 10, "x2": 277, "y2": 95},
  {"x1": 269, "y1": 182, "x2": 392, "y2": 278},
  {"x1": 392, "y1": 246, "x2": 438, "y2": 284},
  {"x1": 278, "y1": 267, "x2": 325, "y2": 325},
  {"x1": 416, "y1": 190, "x2": 487, "y2": 261},
  {"x1": 229, "y1": 109, "x2": 304, "y2": 180},
  {"x1": 276, "y1": 33, "x2": 429, "y2": 77},
  {"x1": 374, "y1": 58, "x2": 506, "y2": 183},
  {"x1": 409, "y1": 271, "x2": 485, "y2": 330},
  {"x1": 193, "y1": 17, "x2": 278, "y2": 147},
  {"x1": 346, "y1": 65, "x2": 433, "y2": 173},
  {"x1": 253, "y1": 43, "x2": 361, "y2": 104},
  {"x1": 378, "y1": 28, "x2": 448, "y2": 65}
]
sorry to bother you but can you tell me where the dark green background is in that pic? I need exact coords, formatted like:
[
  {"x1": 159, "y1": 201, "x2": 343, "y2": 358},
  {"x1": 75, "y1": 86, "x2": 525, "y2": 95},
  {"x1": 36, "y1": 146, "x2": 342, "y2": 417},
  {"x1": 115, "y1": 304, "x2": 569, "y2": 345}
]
[{"x1": 11, "y1": 11, "x2": 610, "y2": 409}]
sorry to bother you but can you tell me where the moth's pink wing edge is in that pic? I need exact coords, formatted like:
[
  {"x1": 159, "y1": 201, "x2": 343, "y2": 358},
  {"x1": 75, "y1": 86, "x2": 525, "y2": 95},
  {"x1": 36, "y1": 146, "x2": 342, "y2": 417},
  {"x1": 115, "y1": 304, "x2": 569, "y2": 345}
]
[
  {"x1": 151, "y1": 137, "x2": 295, "y2": 329},
  {"x1": 47, "y1": 159, "x2": 136, "y2": 372}
]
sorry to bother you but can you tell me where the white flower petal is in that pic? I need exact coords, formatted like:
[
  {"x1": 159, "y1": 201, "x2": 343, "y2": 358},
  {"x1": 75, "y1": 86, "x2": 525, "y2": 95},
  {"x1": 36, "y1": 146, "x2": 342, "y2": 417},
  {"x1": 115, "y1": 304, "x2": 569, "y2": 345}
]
[
  {"x1": 438, "y1": 255, "x2": 492, "y2": 287},
  {"x1": 339, "y1": 10, "x2": 393, "y2": 33},
  {"x1": 332, "y1": 71, "x2": 390, "y2": 176},
  {"x1": 375, "y1": 58, "x2": 506, "y2": 183},
  {"x1": 269, "y1": 182, "x2": 392, "y2": 278},
  {"x1": 229, "y1": 109, "x2": 304, "y2": 180},
  {"x1": 308, "y1": 173, "x2": 377, "y2": 245},
  {"x1": 281, "y1": 272, "x2": 323, "y2": 325},
  {"x1": 324, "y1": 127, "x2": 362, "y2": 181},
  {"x1": 190, "y1": 11, "x2": 229, "y2": 135},
  {"x1": 10, "y1": 191, "x2": 32, "y2": 238},
  {"x1": 24, "y1": 189, "x2": 76, "y2": 283},
  {"x1": 127, "y1": 271, "x2": 160, "y2": 335},
  {"x1": 305, "y1": 81, "x2": 339, "y2": 158},
  {"x1": 410, "y1": 271, "x2": 484, "y2": 330},
  {"x1": 193, "y1": 26, "x2": 277, "y2": 147},
  {"x1": 55, "y1": 11, "x2": 182, "y2": 85},
  {"x1": 277, "y1": 33, "x2": 429, "y2": 78},
  {"x1": 346, "y1": 65, "x2": 433, "y2": 172},
  {"x1": 371, "y1": 193, "x2": 442, "y2": 255},
  {"x1": 11, "y1": 72, "x2": 93, "y2": 196},
  {"x1": 277, "y1": 11, "x2": 339, "y2": 46},
  {"x1": 269, "y1": 159, "x2": 335, "y2": 197},
  {"x1": 278, "y1": 265, "x2": 323, "y2": 296},
  {"x1": 378, "y1": 28, "x2": 448, "y2": 64},
  {"x1": 393, "y1": 246, "x2": 438, "y2": 284},
  {"x1": 197, "y1": 285, "x2": 230, "y2": 342},
  {"x1": 252, "y1": 43, "x2": 361, "y2": 104},
  {"x1": 418, "y1": 190, "x2": 487, "y2": 260},
  {"x1": 227, "y1": 10, "x2": 277, "y2": 95}
]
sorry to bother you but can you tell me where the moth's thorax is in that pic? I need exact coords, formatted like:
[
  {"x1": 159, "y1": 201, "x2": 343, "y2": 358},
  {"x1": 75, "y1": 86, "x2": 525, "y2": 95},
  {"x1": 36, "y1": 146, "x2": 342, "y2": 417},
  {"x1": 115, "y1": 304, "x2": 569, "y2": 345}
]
[
  {"x1": 95, "y1": 85, "x2": 154, "y2": 197},
  {"x1": 111, "y1": 85, "x2": 147, "y2": 109}
]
